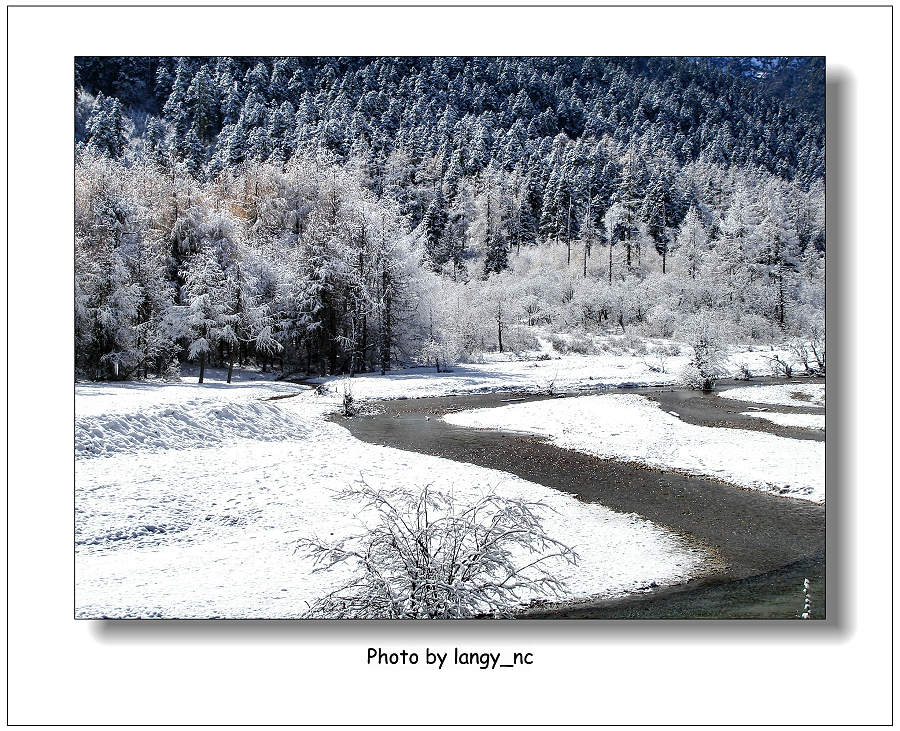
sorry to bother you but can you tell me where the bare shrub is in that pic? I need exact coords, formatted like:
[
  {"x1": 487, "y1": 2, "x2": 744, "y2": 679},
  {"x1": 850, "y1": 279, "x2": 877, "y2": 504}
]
[
  {"x1": 297, "y1": 483, "x2": 578, "y2": 619},
  {"x1": 767, "y1": 353, "x2": 793, "y2": 378},
  {"x1": 788, "y1": 339, "x2": 812, "y2": 374},
  {"x1": 623, "y1": 334, "x2": 648, "y2": 356},
  {"x1": 566, "y1": 334, "x2": 595, "y2": 355},
  {"x1": 546, "y1": 370, "x2": 559, "y2": 396},
  {"x1": 659, "y1": 342, "x2": 682, "y2": 357},
  {"x1": 789, "y1": 336, "x2": 825, "y2": 376},
  {"x1": 792, "y1": 314, "x2": 825, "y2": 375},
  {"x1": 547, "y1": 332, "x2": 593, "y2": 355},
  {"x1": 807, "y1": 326, "x2": 826, "y2": 375},
  {"x1": 419, "y1": 336, "x2": 458, "y2": 373},
  {"x1": 599, "y1": 336, "x2": 626, "y2": 356},
  {"x1": 740, "y1": 314, "x2": 777, "y2": 342},
  {"x1": 642, "y1": 344, "x2": 676, "y2": 373}
]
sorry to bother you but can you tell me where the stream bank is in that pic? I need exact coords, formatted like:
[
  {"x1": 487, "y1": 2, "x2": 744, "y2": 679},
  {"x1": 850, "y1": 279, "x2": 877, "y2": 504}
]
[{"x1": 337, "y1": 379, "x2": 825, "y2": 619}]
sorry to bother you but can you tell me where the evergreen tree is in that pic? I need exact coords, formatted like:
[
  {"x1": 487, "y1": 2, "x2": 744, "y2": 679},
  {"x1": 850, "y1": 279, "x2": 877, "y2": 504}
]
[
  {"x1": 181, "y1": 245, "x2": 236, "y2": 384},
  {"x1": 187, "y1": 65, "x2": 220, "y2": 143},
  {"x1": 483, "y1": 229, "x2": 508, "y2": 277}
]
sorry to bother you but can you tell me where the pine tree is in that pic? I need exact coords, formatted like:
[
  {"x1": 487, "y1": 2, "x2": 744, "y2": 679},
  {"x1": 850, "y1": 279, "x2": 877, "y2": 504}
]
[
  {"x1": 86, "y1": 95, "x2": 127, "y2": 158},
  {"x1": 643, "y1": 177, "x2": 671, "y2": 273},
  {"x1": 163, "y1": 58, "x2": 192, "y2": 139},
  {"x1": 483, "y1": 229, "x2": 508, "y2": 277},
  {"x1": 421, "y1": 196, "x2": 448, "y2": 271},
  {"x1": 187, "y1": 65, "x2": 220, "y2": 143}
]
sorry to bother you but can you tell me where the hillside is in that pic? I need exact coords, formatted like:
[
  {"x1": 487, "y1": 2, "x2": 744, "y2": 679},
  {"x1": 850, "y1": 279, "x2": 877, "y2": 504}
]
[{"x1": 74, "y1": 56, "x2": 825, "y2": 381}]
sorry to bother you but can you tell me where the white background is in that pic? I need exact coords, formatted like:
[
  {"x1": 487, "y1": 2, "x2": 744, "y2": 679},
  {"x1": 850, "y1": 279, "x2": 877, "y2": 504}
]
[{"x1": 5, "y1": 3, "x2": 893, "y2": 725}]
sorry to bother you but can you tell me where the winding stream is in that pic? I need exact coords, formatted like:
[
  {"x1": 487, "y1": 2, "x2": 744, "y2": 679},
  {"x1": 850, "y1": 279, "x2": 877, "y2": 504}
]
[{"x1": 337, "y1": 378, "x2": 825, "y2": 619}]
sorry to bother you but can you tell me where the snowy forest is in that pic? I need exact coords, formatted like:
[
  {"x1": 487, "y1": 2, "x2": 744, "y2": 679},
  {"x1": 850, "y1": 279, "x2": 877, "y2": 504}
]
[{"x1": 74, "y1": 56, "x2": 825, "y2": 382}]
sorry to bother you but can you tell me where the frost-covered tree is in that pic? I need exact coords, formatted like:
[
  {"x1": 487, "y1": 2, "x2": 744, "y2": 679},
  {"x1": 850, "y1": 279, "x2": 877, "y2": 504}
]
[
  {"x1": 187, "y1": 65, "x2": 220, "y2": 143},
  {"x1": 180, "y1": 246, "x2": 236, "y2": 383},
  {"x1": 86, "y1": 95, "x2": 127, "y2": 158},
  {"x1": 679, "y1": 310, "x2": 730, "y2": 390},
  {"x1": 603, "y1": 202, "x2": 624, "y2": 285},
  {"x1": 674, "y1": 207, "x2": 708, "y2": 280},
  {"x1": 755, "y1": 183, "x2": 800, "y2": 328}
]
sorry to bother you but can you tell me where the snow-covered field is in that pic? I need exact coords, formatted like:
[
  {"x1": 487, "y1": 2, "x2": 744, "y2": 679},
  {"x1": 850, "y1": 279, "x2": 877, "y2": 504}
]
[
  {"x1": 720, "y1": 383, "x2": 826, "y2": 408},
  {"x1": 445, "y1": 394, "x2": 824, "y2": 503},
  {"x1": 313, "y1": 339, "x2": 804, "y2": 402},
  {"x1": 75, "y1": 346, "x2": 825, "y2": 617},
  {"x1": 744, "y1": 412, "x2": 825, "y2": 430},
  {"x1": 76, "y1": 378, "x2": 713, "y2": 618}
]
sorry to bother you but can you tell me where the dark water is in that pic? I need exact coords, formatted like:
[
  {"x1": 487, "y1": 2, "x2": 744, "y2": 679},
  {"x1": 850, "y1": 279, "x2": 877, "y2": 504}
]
[
  {"x1": 523, "y1": 556, "x2": 825, "y2": 620},
  {"x1": 341, "y1": 379, "x2": 826, "y2": 620}
]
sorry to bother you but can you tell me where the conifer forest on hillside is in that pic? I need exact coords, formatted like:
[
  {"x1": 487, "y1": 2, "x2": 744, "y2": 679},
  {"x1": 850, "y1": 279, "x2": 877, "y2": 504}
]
[{"x1": 74, "y1": 57, "x2": 825, "y2": 382}]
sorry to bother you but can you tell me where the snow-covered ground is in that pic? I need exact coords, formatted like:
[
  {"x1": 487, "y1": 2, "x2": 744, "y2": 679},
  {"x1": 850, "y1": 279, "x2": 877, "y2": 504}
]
[
  {"x1": 719, "y1": 383, "x2": 825, "y2": 408},
  {"x1": 313, "y1": 339, "x2": 804, "y2": 402},
  {"x1": 444, "y1": 394, "x2": 824, "y2": 503},
  {"x1": 744, "y1": 412, "x2": 825, "y2": 430},
  {"x1": 76, "y1": 378, "x2": 713, "y2": 618}
]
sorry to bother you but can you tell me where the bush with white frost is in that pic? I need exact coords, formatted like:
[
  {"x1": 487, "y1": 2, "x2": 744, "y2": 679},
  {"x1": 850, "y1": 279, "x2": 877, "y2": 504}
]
[
  {"x1": 341, "y1": 382, "x2": 356, "y2": 416},
  {"x1": 679, "y1": 311, "x2": 730, "y2": 391},
  {"x1": 297, "y1": 483, "x2": 578, "y2": 619}
]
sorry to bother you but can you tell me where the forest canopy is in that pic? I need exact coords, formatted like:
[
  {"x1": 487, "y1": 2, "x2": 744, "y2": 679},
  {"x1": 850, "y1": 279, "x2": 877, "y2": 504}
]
[{"x1": 74, "y1": 56, "x2": 825, "y2": 381}]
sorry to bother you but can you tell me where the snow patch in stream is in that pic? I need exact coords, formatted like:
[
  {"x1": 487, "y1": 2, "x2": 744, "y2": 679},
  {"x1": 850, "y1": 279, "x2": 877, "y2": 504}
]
[
  {"x1": 743, "y1": 412, "x2": 825, "y2": 430},
  {"x1": 445, "y1": 394, "x2": 824, "y2": 503}
]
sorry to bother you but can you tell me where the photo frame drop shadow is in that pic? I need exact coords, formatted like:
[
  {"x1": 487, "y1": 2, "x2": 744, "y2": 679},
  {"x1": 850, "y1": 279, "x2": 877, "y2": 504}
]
[{"x1": 92, "y1": 67, "x2": 850, "y2": 644}]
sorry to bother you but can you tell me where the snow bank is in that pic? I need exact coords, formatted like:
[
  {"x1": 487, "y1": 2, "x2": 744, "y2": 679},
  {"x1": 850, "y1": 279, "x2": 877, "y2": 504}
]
[
  {"x1": 75, "y1": 377, "x2": 300, "y2": 416},
  {"x1": 312, "y1": 340, "x2": 803, "y2": 402},
  {"x1": 744, "y1": 412, "x2": 825, "y2": 430},
  {"x1": 445, "y1": 394, "x2": 824, "y2": 503},
  {"x1": 76, "y1": 398, "x2": 316, "y2": 458},
  {"x1": 719, "y1": 383, "x2": 825, "y2": 407},
  {"x1": 76, "y1": 383, "x2": 713, "y2": 618}
]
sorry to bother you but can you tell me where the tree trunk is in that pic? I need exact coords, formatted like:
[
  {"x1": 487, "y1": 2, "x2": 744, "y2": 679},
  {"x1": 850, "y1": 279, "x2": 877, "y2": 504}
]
[
  {"x1": 662, "y1": 249, "x2": 667, "y2": 274},
  {"x1": 360, "y1": 314, "x2": 367, "y2": 374},
  {"x1": 198, "y1": 352, "x2": 206, "y2": 384},
  {"x1": 380, "y1": 268, "x2": 391, "y2": 376},
  {"x1": 227, "y1": 347, "x2": 234, "y2": 384},
  {"x1": 778, "y1": 272, "x2": 785, "y2": 327},
  {"x1": 608, "y1": 245, "x2": 613, "y2": 285},
  {"x1": 497, "y1": 301, "x2": 504, "y2": 354},
  {"x1": 327, "y1": 304, "x2": 337, "y2": 375}
]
